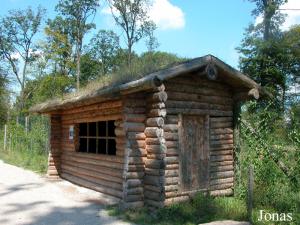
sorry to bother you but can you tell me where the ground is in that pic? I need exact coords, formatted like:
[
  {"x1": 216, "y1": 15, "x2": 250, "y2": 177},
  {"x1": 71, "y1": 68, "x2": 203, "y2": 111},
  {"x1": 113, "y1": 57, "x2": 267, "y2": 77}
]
[{"x1": 0, "y1": 160, "x2": 132, "y2": 225}]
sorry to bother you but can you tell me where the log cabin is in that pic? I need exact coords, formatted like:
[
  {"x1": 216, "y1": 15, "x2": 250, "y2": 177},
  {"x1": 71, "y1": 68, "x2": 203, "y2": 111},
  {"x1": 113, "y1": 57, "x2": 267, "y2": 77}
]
[{"x1": 30, "y1": 55, "x2": 265, "y2": 209}]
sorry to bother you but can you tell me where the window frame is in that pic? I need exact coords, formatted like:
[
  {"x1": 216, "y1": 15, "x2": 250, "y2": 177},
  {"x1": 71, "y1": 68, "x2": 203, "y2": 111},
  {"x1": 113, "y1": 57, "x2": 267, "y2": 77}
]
[{"x1": 77, "y1": 120, "x2": 116, "y2": 155}]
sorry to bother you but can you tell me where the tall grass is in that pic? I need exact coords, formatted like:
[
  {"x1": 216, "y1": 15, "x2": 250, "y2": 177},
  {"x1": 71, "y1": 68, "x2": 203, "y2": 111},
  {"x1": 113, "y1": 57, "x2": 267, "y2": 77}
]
[{"x1": 0, "y1": 115, "x2": 49, "y2": 174}]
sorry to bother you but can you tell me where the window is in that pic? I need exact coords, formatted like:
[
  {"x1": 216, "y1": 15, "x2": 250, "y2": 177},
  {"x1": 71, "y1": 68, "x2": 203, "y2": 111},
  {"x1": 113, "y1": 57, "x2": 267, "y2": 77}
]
[{"x1": 78, "y1": 121, "x2": 116, "y2": 155}]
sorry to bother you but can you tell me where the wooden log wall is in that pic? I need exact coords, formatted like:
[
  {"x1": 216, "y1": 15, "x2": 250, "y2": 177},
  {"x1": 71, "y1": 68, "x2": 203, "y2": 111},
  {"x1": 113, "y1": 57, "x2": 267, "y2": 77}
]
[
  {"x1": 121, "y1": 93, "x2": 147, "y2": 209},
  {"x1": 47, "y1": 115, "x2": 61, "y2": 178},
  {"x1": 57, "y1": 100, "x2": 125, "y2": 199},
  {"x1": 163, "y1": 73, "x2": 234, "y2": 205},
  {"x1": 209, "y1": 116, "x2": 234, "y2": 196},
  {"x1": 144, "y1": 84, "x2": 168, "y2": 209}
]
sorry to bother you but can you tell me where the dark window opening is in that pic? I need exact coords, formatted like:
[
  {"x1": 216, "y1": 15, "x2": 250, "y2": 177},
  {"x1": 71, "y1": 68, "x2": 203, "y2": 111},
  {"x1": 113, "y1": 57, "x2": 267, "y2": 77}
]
[{"x1": 78, "y1": 120, "x2": 116, "y2": 155}]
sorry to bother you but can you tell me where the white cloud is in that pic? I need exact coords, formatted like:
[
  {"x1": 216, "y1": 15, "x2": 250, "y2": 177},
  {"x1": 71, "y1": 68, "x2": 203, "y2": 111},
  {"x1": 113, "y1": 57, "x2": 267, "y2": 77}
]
[
  {"x1": 101, "y1": 0, "x2": 185, "y2": 30},
  {"x1": 255, "y1": 0, "x2": 300, "y2": 30},
  {"x1": 149, "y1": 0, "x2": 185, "y2": 30},
  {"x1": 281, "y1": 0, "x2": 300, "y2": 30}
]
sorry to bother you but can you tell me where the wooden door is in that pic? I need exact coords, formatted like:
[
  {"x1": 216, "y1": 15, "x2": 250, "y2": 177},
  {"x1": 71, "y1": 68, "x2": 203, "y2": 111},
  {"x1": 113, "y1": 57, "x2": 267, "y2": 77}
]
[{"x1": 179, "y1": 115, "x2": 209, "y2": 191}]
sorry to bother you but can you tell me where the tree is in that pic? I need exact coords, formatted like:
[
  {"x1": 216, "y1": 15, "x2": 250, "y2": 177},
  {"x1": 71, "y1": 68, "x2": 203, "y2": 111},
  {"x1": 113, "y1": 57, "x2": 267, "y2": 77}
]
[
  {"x1": 56, "y1": 0, "x2": 100, "y2": 90},
  {"x1": 44, "y1": 16, "x2": 75, "y2": 76},
  {"x1": 88, "y1": 30, "x2": 120, "y2": 75},
  {"x1": 0, "y1": 6, "x2": 46, "y2": 112},
  {"x1": 0, "y1": 66, "x2": 9, "y2": 126},
  {"x1": 107, "y1": 0, "x2": 156, "y2": 67},
  {"x1": 237, "y1": 0, "x2": 288, "y2": 110}
]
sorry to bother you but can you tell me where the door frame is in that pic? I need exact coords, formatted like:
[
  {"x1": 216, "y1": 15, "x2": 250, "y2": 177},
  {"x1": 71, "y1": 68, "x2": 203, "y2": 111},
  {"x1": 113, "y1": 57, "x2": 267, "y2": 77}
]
[{"x1": 178, "y1": 113, "x2": 210, "y2": 193}]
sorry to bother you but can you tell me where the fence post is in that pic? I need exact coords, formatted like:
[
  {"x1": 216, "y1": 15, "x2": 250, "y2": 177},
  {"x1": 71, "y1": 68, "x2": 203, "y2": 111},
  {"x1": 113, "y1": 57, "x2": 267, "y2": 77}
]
[
  {"x1": 3, "y1": 124, "x2": 7, "y2": 150},
  {"x1": 247, "y1": 164, "x2": 254, "y2": 223},
  {"x1": 25, "y1": 116, "x2": 29, "y2": 134}
]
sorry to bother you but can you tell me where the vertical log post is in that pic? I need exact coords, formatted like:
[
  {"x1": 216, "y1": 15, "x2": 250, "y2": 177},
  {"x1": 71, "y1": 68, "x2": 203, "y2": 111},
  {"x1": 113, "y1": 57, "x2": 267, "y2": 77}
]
[
  {"x1": 144, "y1": 84, "x2": 168, "y2": 209},
  {"x1": 3, "y1": 124, "x2": 7, "y2": 151},
  {"x1": 47, "y1": 114, "x2": 62, "y2": 179},
  {"x1": 247, "y1": 164, "x2": 254, "y2": 223}
]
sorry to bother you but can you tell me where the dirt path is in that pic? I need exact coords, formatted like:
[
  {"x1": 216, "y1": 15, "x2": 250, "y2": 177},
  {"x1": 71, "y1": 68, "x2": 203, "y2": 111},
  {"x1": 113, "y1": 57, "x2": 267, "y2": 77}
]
[{"x1": 0, "y1": 160, "x2": 132, "y2": 225}]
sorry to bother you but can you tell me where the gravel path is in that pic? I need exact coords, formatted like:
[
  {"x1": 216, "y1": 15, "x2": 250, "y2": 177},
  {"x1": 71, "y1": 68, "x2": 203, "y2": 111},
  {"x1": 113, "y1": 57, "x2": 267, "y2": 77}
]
[{"x1": 0, "y1": 160, "x2": 132, "y2": 225}]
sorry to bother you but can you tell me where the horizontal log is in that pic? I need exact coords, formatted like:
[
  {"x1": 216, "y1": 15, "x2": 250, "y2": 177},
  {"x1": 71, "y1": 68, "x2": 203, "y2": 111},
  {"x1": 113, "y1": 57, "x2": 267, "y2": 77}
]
[
  {"x1": 210, "y1": 165, "x2": 234, "y2": 173},
  {"x1": 126, "y1": 172, "x2": 145, "y2": 179},
  {"x1": 126, "y1": 187, "x2": 143, "y2": 195},
  {"x1": 144, "y1": 191, "x2": 164, "y2": 201},
  {"x1": 60, "y1": 172, "x2": 123, "y2": 198},
  {"x1": 145, "y1": 127, "x2": 164, "y2": 138},
  {"x1": 210, "y1": 134, "x2": 233, "y2": 140},
  {"x1": 165, "y1": 141, "x2": 178, "y2": 148},
  {"x1": 114, "y1": 127, "x2": 125, "y2": 137},
  {"x1": 62, "y1": 114, "x2": 123, "y2": 125},
  {"x1": 165, "y1": 184, "x2": 178, "y2": 192},
  {"x1": 210, "y1": 121, "x2": 233, "y2": 129},
  {"x1": 61, "y1": 164, "x2": 123, "y2": 185},
  {"x1": 164, "y1": 196, "x2": 189, "y2": 206},
  {"x1": 144, "y1": 184, "x2": 163, "y2": 193},
  {"x1": 167, "y1": 108, "x2": 232, "y2": 117},
  {"x1": 62, "y1": 158, "x2": 122, "y2": 178},
  {"x1": 124, "y1": 194, "x2": 143, "y2": 202},
  {"x1": 147, "y1": 153, "x2": 165, "y2": 160},
  {"x1": 166, "y1": 148, "x2": 179, "y2": 156},
  {"x1": 165, "y1": 177, "x2": 179, "y2": 185},
  {"x1": 127, "y1": 132, "x2": 146, "y2": 140},
  {"x1": 124, "y1": 114, "x2": 146, "y2": 123},
  {"x1": 165, "y1": 115, "x2": 179, "y2": 124},
  {"x1": 147, "y1": 91, "x2": 168, "y2": 103},
  {"x1": 210, "y1": 150, "x2": 233, "y2": 156},
  {"x1": 145, "y1": 137, "x2": 165, "y2": 145},
  {"x1": 165, "y1": 156, "x2": 179, "y2": 164},
  {"x1": 61, "y1": 153, "x2": 124, "y2": 170},
  {"x1": 210, "y1": 188, "x2": 233, "y2": 196},
  {"x1": 146, "y1": 117, "x2": 164, "y2": 127},
  {"x1": 129, "y1": 140, "x2": 146, "y2": 149},
  {"x1": 210, "y1": 182, "x2": 234, "y2": 191},
  {"x1": 146, "y1": 144, "x2": 167, "y2": 154},
  {"x1": 164, "y1": 132, "x2": 179, "y2": 141},
  {"x1": 123, "y1": 99, "x2": 146, "y2": 107},
  {"x1": 148, "y1": 102, "x2": 165, "y2": 109},
  {"x1": 62, "y1": 100, "x2": 122, "y2": 115},
  {"x1": 166, "y1": 81, "x2": 231, "y2": 97},
  {"x1": 124, "y1": 107, "x2": 146, "y2": 114},
  {"x1": 144, "y1": 199, "x2": 164, "y2": 208},
  {"x1": 126, "y1": 179, "x2": 143, "y2": 188},
  {"x1": 210, "y1": 128, "x2": 233, "y2": 135},
  {"x1": 145, "y1": 159, "x2": 166, "y2": 169},
  {"x1": 210, "y1": 161, "x2": 233, "y2": 167},
  {"x1": 163, "y1": 124, "x2": 178, "y2": 132},
  {"x1": 144, "y1": 175, "x2": 164, "y2": 186},
  {"x1": 210, "y1": 177, "x2": 234, "y2": 186},
  {"x1": 168, "y1": 75, "x2": 230, "y2": 91},
  {"x1": 145, "y1": 168, "x2": 164, "y2": 176},
  {"x1": 210, "y1": 155, "x2": 233, "y2": 162},
  {"x1": 210, "y1": 139, "x2": 234, "y2": 146},
  {"x1": 148, "y1": 109, "x2": 167, "y2": 117},
  {"x1": 165, "y1": 170, "x2": 179, "y2": 177},
  {"x1": 165, "y1": 164, "x2": 179, "y2": 170},
  {"x1": 210, "y1": 144, "x2": 234, "y2": 151},
  {"x1": 123, "y1": 122, "x2": 145, "y2": 132},
  {"x1": 167, "y1": 91, "x2": 233, "y2": 106},
  {"x1": 128, "y1": 165, "x2": 145, "y2": 172},
  {"x1": 128, "y1": 156, "x2": 146, "y2": 165},
  {"x1": 210, "y1": 171, "x2": 234, "y2": 179},
  {"x1": 210, "y1": 117, "x2": 233, "y2": 123}
]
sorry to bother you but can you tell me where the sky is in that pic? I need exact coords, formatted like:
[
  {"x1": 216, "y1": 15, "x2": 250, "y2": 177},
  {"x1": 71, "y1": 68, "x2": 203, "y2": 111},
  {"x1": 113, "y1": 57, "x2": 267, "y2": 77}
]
[{"x1": 1, "y1": 0, "x2": 300, "y2": 69}]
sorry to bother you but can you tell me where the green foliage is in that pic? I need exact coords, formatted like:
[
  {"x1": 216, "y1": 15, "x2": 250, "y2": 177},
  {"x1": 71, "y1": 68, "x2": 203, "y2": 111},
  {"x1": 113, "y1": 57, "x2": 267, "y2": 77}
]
[
  {"x1": 108, "y1": 0, "x2": 156, "y2": 66},
  {"x1": 0, "y1": 6, "x2": 46, "y2": 111},
  {"x1": 0, "y1": 116, "x2": 49, "y2": 173},
  {"x1": 108, "y1": 194, "x2": 247, "y2": 225},
  {"x1": 87, "y1": 30, "x2": 120, "y2": 75},
  {"x1": 234, "y1": 101, "x2": 300, "y2": 223}
]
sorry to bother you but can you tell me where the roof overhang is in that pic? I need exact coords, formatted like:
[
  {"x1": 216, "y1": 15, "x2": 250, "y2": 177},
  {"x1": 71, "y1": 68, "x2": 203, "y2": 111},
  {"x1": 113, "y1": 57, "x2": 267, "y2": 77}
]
[{"x1": 30, "y1": 54, "x2": 269, "y2": 114}]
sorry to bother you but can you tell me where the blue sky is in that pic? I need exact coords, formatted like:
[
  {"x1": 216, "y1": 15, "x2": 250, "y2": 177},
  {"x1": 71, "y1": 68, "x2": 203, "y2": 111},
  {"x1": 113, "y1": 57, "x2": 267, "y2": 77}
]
[{"x1": 1, "y1": 0, "x2": 300, "y2": 68}]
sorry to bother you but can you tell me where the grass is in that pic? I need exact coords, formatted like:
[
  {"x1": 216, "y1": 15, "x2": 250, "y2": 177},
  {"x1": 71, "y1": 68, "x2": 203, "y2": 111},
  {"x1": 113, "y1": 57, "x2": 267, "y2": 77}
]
[
  {"x1": 107, "y1": 193, "x2": 248, "y2": 225},
  {"x1": 0, "y1": 147, "x2": 48, "y2": 174}
]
